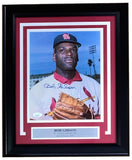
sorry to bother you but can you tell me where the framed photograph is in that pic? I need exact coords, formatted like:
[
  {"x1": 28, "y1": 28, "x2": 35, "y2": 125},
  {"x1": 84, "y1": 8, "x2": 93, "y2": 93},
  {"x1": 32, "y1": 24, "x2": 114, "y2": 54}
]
[{"x1": 3, "y1": 3, "x2": 129, "y2": 156}]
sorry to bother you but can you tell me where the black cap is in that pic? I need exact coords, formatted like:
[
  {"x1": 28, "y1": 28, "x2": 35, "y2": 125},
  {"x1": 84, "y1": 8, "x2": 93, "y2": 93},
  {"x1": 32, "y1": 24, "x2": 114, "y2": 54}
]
[{"x1": 53, "y1": 33, "x2": 81, "y2": 48}]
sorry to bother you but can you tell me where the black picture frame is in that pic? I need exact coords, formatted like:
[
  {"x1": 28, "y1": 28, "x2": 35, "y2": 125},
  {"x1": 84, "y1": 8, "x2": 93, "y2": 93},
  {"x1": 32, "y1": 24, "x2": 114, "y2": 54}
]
[{"x1": 2, "y1": 3, "x2": 129, "y2": 156}]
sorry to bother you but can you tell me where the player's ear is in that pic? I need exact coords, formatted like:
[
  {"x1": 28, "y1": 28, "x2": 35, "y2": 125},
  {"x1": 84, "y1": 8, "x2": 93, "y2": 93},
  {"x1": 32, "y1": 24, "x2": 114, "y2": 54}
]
[
  {"x1": 76, "y1": 53, "x2": 79, "y2": 62},
  {"x1": 53, "y1": 53, "x2": 56, "y2": 62}
]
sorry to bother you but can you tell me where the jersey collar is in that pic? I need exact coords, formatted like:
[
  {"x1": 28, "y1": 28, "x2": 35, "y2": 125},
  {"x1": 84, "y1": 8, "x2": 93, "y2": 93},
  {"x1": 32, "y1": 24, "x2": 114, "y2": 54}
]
[{"x1": 54, "y1": 70, "x2": 82, "y2": 85}]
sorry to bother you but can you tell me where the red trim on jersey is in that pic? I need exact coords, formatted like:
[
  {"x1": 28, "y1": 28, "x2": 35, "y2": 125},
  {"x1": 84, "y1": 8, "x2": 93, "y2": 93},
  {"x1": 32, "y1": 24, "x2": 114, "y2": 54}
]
[{"x1": 54, "y1": 70, "x2": 82, "y2": 85}]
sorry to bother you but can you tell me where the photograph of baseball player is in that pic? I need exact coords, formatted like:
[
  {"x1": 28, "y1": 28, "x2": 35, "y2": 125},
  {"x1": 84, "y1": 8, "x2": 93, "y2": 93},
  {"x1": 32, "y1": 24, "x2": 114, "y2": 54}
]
[{"x1": 29, "y1": 32, "x2": 100, "y2": 121}]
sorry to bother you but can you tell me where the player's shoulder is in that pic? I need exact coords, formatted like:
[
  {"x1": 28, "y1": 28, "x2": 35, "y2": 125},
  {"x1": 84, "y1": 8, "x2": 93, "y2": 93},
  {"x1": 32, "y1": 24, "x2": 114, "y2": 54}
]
[
  {"x1": 30, "y1": 74, "x2": 54, "y2": 90},
  {"x1": 41, "y1": 74, "x2": 54, "y2": 82},
  {"x1": 80, "y1": 73, "x2": 100, "y2": 85},
  {"x1": 80, "y1": 73, "x2": 96, "y2": 81}
]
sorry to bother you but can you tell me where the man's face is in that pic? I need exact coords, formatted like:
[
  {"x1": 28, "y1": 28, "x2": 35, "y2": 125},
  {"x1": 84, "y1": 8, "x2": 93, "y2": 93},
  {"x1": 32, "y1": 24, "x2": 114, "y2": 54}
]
[{"x1": 53, "y1": 42, "x2": 78, "y2": 71}]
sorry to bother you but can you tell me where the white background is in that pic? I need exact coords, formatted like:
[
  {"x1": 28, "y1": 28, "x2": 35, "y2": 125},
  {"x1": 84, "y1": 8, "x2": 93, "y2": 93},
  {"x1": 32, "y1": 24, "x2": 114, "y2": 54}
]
[{"x1": 0, "y1": 0, "x2": 131, "y2": 160}]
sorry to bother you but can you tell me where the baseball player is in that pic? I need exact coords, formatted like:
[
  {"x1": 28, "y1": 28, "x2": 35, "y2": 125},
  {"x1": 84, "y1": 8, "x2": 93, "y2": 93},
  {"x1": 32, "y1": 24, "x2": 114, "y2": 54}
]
[{"x1": 29, "y1": 33, "x2": 100, "y2": 120}]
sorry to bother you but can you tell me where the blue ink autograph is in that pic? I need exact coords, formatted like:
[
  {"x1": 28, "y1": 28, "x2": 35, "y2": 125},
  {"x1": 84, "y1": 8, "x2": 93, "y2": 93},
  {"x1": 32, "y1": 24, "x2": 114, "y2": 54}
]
[{"x1": 44, "y1": 83, "x2": 75, "y2": 89}]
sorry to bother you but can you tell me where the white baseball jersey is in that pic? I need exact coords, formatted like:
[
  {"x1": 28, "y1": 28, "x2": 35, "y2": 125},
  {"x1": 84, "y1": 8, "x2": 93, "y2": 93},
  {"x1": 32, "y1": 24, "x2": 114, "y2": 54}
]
[{"x1": 29, "y1": 71, "x2": 100, "y2": 120}]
